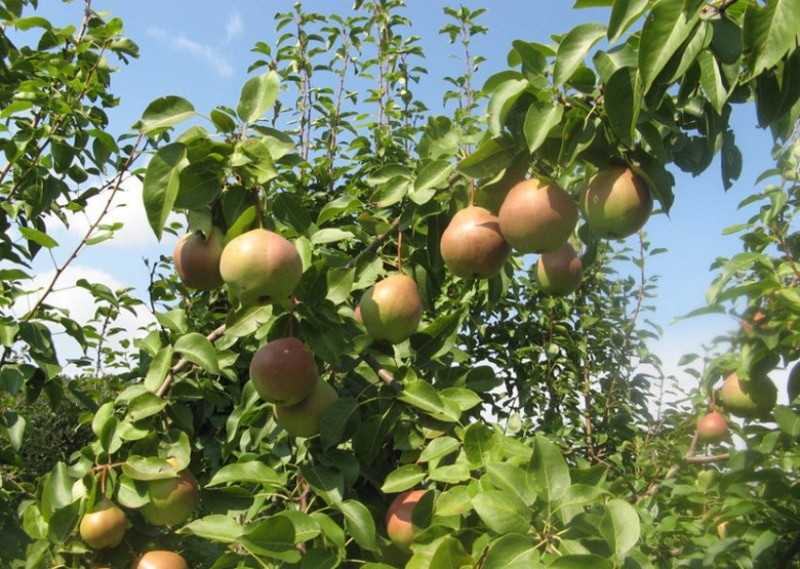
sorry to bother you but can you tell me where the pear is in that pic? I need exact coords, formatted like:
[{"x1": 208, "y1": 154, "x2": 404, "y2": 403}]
[
  {"x1": 719, "y1": 372, "x2": 777, "y2": 419},
  {"x1": 440, "y1": 206, "x2": 510, "y2": 279},
  {"x1": 172, "y1": 227, "x2": 225, "y2": 290},
  {"x1": 536, "y1": 243, "x2": 582, "y2": 295},
  {"x1": 274, "y1": 381, "x2": 339, "y2": 438},
  {"x1": 498, "y1": 178, "x2": 578, "y2": 253},
  {"x1": 249, "y1": 337, "x2": 318, "y2": 406},
  {"x1": 361, "y1": 273, "x2": 423, "y2": 344},
  {"x1": 581, "y1": 166, "x2": 652, "y2": 238}
]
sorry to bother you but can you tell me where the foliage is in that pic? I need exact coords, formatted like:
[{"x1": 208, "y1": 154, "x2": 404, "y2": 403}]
[{"x1": 0, "y1": 0, "x2": 799, "y2": 568}]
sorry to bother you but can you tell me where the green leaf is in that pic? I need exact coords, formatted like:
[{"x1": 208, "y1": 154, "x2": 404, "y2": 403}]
[
  {"x1": 126, "y1": 391, "x2": 167, "y2": 422},
  {"x1": 207, "y1": 461, "x2": 283, "y2": 488},
  {"x1": 529, "y1": 435, "x2": 571, "y2": 503},
  {"x1": 774, "y1": 406, "x2": 800, "y2": 438},
  {"x1": 608, "y1": 0, "x2": 649, "y2": 44},
  {"x1": 457, "y1": 134, "x2": 516, "y2": 179},
  {"x1": 523, "y1": 100, "x2": 564, "y2": 154},
  {"x1": 174, "y1": 332, "x2": 219, "y2": 374},
  {"x1": 237, "y1": 137, "x2": 278, "y2": 185},
  {"x1": 639, "y1": 0, "x2": 700, "y2": 93},
  {"x1": 142, "y1": 142, "x2": 187, "y2": 240},
  {"x1": 140, "y1": 96, "x2": 195, "y2": 134},
  {"x1": 440, "y1": 387, "x2": 482, "y2": 412},
  {"x1": 398, "y1": 379, "x2": 446, "y2": 416},
  {"x1": 19, "y1": 227, "x2": 58, "y2": 249},
  {"x1": 550, "y1": 555, "x2": 613, "y2": 569},
  {"x1": 411, "y1": 311, "x2": 463, "y2": 362},
  {"x1": 472, "y1": 490, "x2": 531, "y2": 534},
  {"x1": 604, "y1": 67, "x2": 640, "y2": 147},
  {"x1": 144, "y1": 346, "x2": 173, "y2": 392},
  {"x1": 464, "y1": 423, "x2": 497, "y2": 467},
  {"x1": 301, "y1": 464, "x2": 344, "y2": 506},
  {"x1": 429, "y1": 463, "x2": 471, "y2": 484},
  {"x1": 698, "y1": 50, "x2": 728, "y2": 114},
  {"x1": 326, "y1": 267, "x2": 355, "y2": 305},
  {"x1": 121, "y1": 456, "x2": 177, "y2": 481},
  {"x1": 2, "y1": 411, "x2": 25, "y2": 451},
  {"x1": 488, "y1": 79, "x2": 529, "y2": 135},
  {"x1": 338, "y1": 499, "x2": 378, "y2": 552},
  {"x1": 237, "y1": 70, "x2": 280, "y2": 123},
  {"x1": 481, "y1": 534, "x2": 541, "y2": 569},
  {"x1": 554, "y1": 23, "x2": 607, "y2": 87},
  {"x1": 381, "y1": 464, "x2": 427, "y2": 493},
  {"x1": 428, "y1": 536, "x2": 473, "y2": 568},
  {"x1": 599, "y1": 499, "x2": 640, "y2": 560},
  {"x1": 241, "y1": 515, "x2": 301, "y2": 563},
  {"x1": 41, "y1": 463, "x2": 73, "y2": 520},
  {"x1": 311, "y1": 228, "x2": 355, "y2": 246},
  {"x1": 320, "y1": 397, "x2": 361, "y2": 451},
  {"x1": 743, "y1": 0, "x2": 800, "y2": 77},
  {"x1": 486, "y1": 463, "x2": 537, "y2": 506},
  {"x1": 419, "y1": 437, "x2": 461, "y2": 463},
  {"x1": 179, "y1": 515, "x2": 243, "y2": 543}
]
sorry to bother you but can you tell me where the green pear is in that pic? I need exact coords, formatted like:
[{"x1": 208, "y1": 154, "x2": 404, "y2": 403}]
[
  {"x1": 536, "y1": 243, "x2": 582, "y2": 295},
  {"x1": 79, "y1": 498, "x2": 127, "y2": 549},
  {"x1": 361, "y1": 273, "x2": 423, "y2": 344},
  {"x1": 219, "y1": 228, "x2": 303, "y2": 305},
  {"x1": 274, "y1": 381, "x2": 339, "y2": 438},
  {"x1": 581, "y1": 166, "x2": 653, "y2": 239},
  {"x1": 140, "y1": 469, "x2": 199, "y2": 527},
  {"x1": 719, "y1": 372, "x2": 777, "y2": 419}
]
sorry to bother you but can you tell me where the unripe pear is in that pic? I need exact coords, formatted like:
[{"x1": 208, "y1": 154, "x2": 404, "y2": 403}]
[
  {"x1": 498, "y1": 179, "x2": 578, "y2": 253},
  {"x1": 361, "y1": 273, "x2": 423, "y2": 344},
  {"x1": 274, "y1": 380, "x2": 339, "y2": 438},
  {"x1": 219, "y1": 228, "x2": 303, "y2": 305},
  {"x1": 79, "y1": 498, "x2": 127, "y2": 549},
  {"x1": 536, "y1": 243, "x2": 582, "y2": 295},
  {"x1": 133, "y1": 550, "x2": 189, "y2": 569},
  {"x1": 249, "y1": 337, "x2": 319, "y2": 406},
  {"x1": 719, "y1": 372, "x2": 777, "y2": 419},
  {"x1": 581, "y1": 166, "x2": 652, "y2": 238},
  {"x1": 139, "y1": 469, "x2": 199, "y2": 527},
  {"x1": 172, "y1": 227, "x2": 225, "y2": 290},
  {"x1": 385, "y1": 489, "x2": 428, "y2": 552},
  {"x1": 440, "y1": 206, "x2": 511, "y2": 278},
  {"x1": 696, "y1": 411, "x2": 728, "y2": 443}
]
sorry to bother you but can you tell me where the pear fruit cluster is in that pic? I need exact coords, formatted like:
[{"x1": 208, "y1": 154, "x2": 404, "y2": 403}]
[
  {"x1": 439, "y1": 165, "x2": 652, "y2": 298},
  {"x1": 250, "y1": 337, "x2": 338, "y2": 437},
  {"x1": 173, "y1": 227, "x2": 303, "y2": 306}
]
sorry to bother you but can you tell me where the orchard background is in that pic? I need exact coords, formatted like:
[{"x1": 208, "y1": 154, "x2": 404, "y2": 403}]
[{"x1": 0, "y1": 0, "x2": 799, "y2": 567}]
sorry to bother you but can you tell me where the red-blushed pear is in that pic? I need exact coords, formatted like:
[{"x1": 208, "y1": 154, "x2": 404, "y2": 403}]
[
  {"x1": 581, "y1": 166, "x2": 653, "y2": 238},
  {"x1": 788, "y1": 361, "x2": 800, "y2": 402},
  {"x1": 139, "y1": 468, "x2": 199, "y2": 527},
  {"x1": 440, "y1": 206, "x2": 511, "y2": 279},
  {"x1": 386, "y1": 489, "x2": 428, "y2": 552},
  {"x1": 696, "y1": 411, "x2": 728, "y2": 443},
  {"x1": 249, "y1": 337, "x2": 318, "y2": 406},
  {"x1": 536, "y1": 243, "x2": 582, "y2": 296},
  {"x1": 79, "y1": 498, "x2": 127, "y2": 549},
  {"x1": 172, "y1": 227, "x2": 225, "y2": 290},
  {"x1": 354, "y1": 302, "x2": 364, "y2": 324},
  {"x1": 497, "y1": 179, "x2": 578, "y2": 254},
  {"x1": 274, "y1": 380, "x2": 339, "y2": 438},
  {"x1": 133, "y1": 550, "x2": 189, "y2": 569},
  {"x1": 719, "y1": 372, "x2": 777, "y2": 419},
  {"x1": 361, "y1": 273, "x2": 423, "y2": 344},
  {"x1": 219, "y1": 228, "x2": 303, "y2": 305}
]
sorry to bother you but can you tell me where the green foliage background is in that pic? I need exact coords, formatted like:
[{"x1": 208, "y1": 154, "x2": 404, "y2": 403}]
[{"x1": 0, "y1": 0, "x2": 798, "y2": 568}]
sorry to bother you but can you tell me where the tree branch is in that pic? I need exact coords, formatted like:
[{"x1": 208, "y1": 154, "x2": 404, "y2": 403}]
[{"x1": 360, "y1": 352, "x2": 402, "y2": 393}]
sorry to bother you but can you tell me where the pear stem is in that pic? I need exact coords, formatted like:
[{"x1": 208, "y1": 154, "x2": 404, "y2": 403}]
[{"x1": 397, "y1": 231, "x2": 404, "y2": 274}]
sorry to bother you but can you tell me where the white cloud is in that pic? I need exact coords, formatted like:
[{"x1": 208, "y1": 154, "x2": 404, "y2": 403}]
[
  {"x1": 13, "y1": 264, "x2": 156, "y2": 373},
  {"x1": 225, "y1": 12, "x2": 243, "y2": 43},
  {"x1": 47, "y1": 175, "x2": 178, "y2": 250},
  {"x1": 146, "y1": 26, "x2": 235, "y2": 78}
]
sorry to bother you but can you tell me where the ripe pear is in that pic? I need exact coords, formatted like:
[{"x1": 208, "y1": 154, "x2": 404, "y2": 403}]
[
  {"x1": 536, "y1": 243, "x2": 582, "y2": 295},
  {"x1": 274, "y1": 380, "x2": 339, "y2": 438},
  {"x1": 498, "y1": 179, "x2": 578, "y2": 253},
  {"x1": 696, "y1": 411, "x2": 728, "y2": 443},
  {"x1": 219, "y1": 228, "x2": 303, "y2": 305},
  {"x1": 440, "y1": 206, "x2": 511, "y2": 279},
  {"x1": 139, "y1": 469, "x2": 199, "y2": 527},
  {"x1": 249, "y1": 337, "x2": 319, "y2": 406},
  {"x1": 385, "y1": 489, "x2": 428, "y2": 552},
  {"x1": 581, "y1": 166, "x2": 653, "y2": 238},
  {"x1": 361, "y1": 273, "x2": 423, "y2": 344},
  {"x1": 79, "y1": 498, "x2": 127, "y2": 549},
  {"x1": 133, "y1": 550, "x2": 189, "y2": 569},
  {"x1": 719, "y1": 372, "x2": 777, "y2": 419},
  {"x1": 172, "y1": 227, "x2": 225, "y2": 290}
]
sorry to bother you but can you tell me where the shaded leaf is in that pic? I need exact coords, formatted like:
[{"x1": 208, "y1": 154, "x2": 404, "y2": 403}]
[{"x1": 472, "y1": 490, "x2": 530, "y2": 534}]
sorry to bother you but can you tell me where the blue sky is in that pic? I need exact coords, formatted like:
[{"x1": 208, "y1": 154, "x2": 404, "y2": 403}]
[{"x1": 21, "y1": 1, "x2": 785, "y2": 393}]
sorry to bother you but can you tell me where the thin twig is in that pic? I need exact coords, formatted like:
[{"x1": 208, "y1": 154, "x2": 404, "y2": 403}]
[{"x1": 360, "y1": 352, "x2": 402, "y2": 393}]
